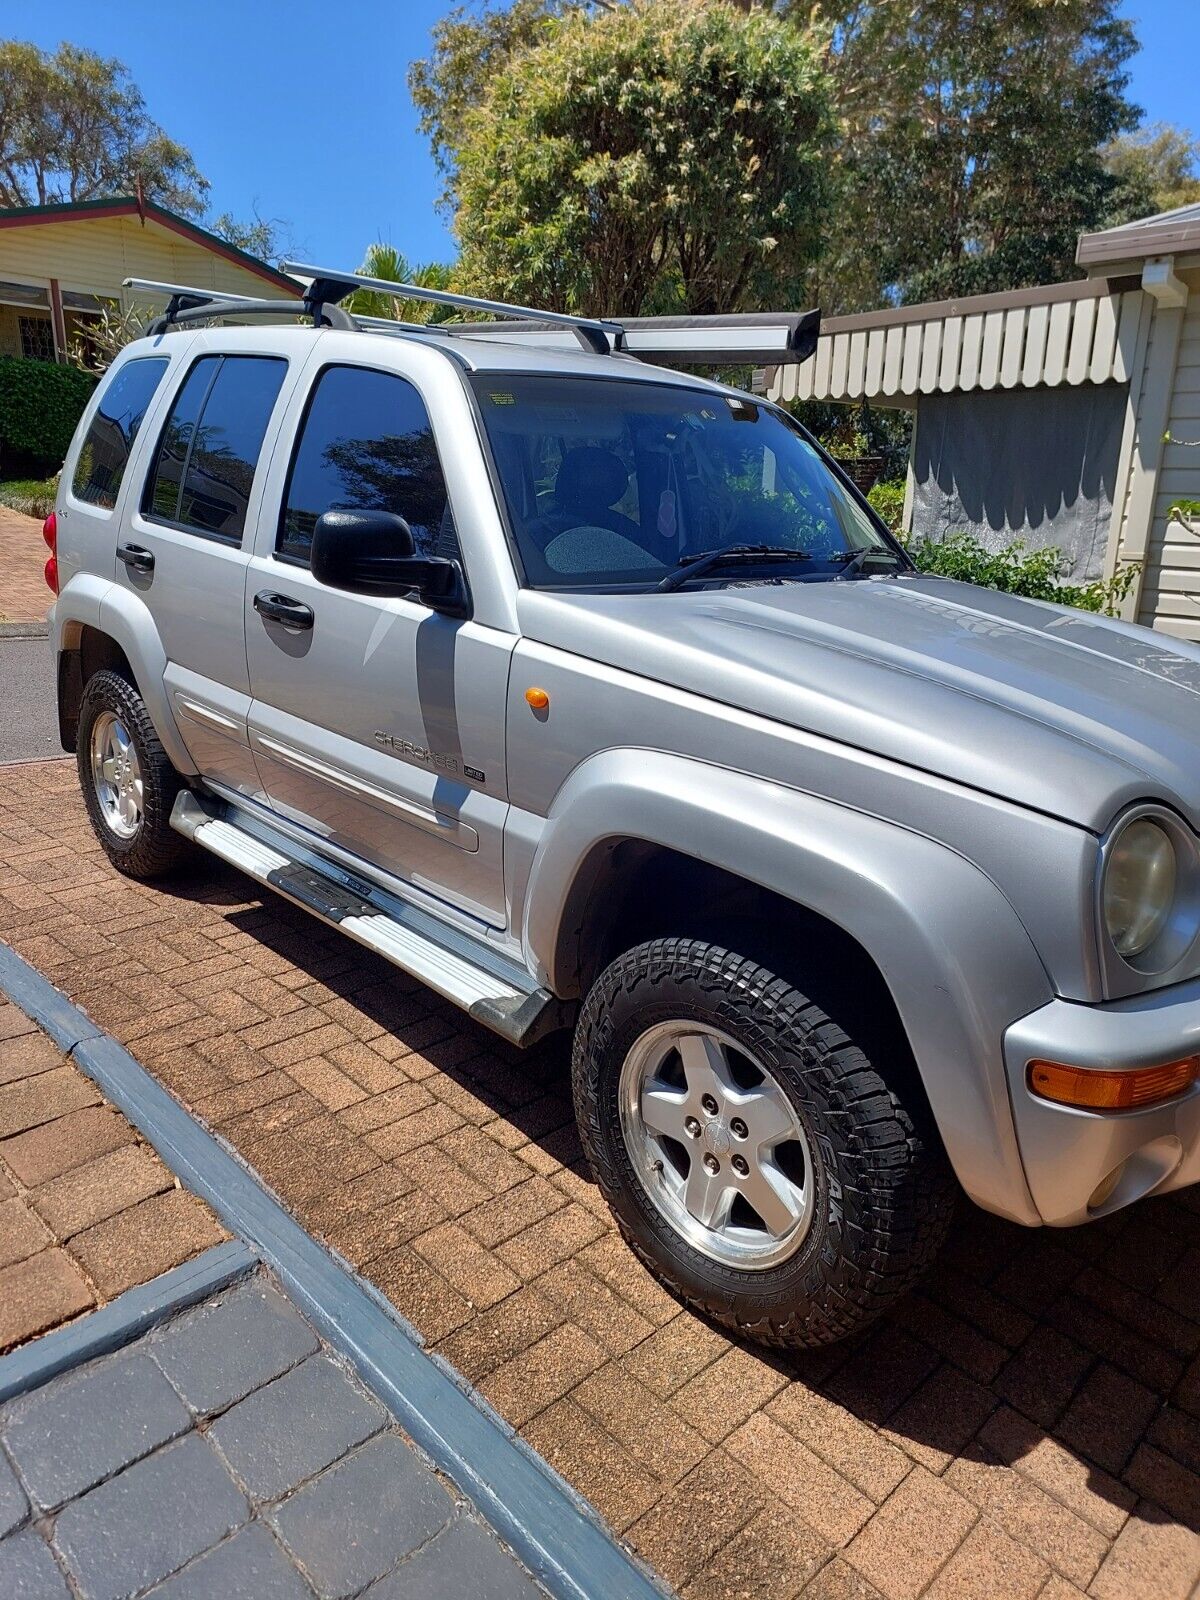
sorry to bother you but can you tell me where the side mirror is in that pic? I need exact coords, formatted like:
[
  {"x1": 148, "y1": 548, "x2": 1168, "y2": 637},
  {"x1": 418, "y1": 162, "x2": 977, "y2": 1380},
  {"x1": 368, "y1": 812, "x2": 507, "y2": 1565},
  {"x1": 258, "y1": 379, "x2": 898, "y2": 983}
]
[{"x1": 310, "y1": 510, "x2": 467, "y2": 614}]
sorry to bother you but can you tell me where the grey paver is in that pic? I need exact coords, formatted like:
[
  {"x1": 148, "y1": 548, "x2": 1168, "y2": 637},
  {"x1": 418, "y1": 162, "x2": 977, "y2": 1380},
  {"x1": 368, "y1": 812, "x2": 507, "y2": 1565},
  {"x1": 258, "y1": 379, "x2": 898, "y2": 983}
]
[
  {"x1": 209, "y1": 1353, "x2": 385, "y2": 1501},
  {"x1": 0, "y1": 1527, "x2": 73, "y2": 1598},
  {"x1": 2, "y1": 1351, "x2": 190, "y2": 1509},
  {"x1": 146, "y1": 1523, "x2": 314, "y2": 1599},
  {"x1": 363, "y1": 1517, "x2": 543, "y2": 1600},
  {"x1": 53, "y1": 1434, "x2": 247, "y2": 1600},
  {"x1": 151, "y1": 1278, "x2": 319, "y2": 1416},
  {"x1": 0, "y1": 1449, "x2": 28, "y2": 1536},
  {"x1": 268, "y1": 1431, "x2": 453, "y2": 1598}
]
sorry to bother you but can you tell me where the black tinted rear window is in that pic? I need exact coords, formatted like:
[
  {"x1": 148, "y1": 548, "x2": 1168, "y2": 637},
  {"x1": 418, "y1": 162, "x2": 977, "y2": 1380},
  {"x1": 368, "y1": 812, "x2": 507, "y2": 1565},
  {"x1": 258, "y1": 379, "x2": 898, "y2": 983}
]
[
  {"x1": 145, "y1": 354, "x2": 286, "y2": 543},
  {"x1": 71, "y1": 358, "x2": 169, "y2": 510}
]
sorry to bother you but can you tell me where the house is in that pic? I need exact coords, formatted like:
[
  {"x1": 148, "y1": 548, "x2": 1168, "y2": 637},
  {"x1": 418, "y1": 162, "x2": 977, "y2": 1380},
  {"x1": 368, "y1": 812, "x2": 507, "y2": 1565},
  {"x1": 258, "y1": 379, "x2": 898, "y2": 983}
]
[
  {"x1": 764, "y1": 202, "x2": 1200, "y2": 641},
  {"x1": 0, "y1": 195, "x2": 299, "y2": 364}
]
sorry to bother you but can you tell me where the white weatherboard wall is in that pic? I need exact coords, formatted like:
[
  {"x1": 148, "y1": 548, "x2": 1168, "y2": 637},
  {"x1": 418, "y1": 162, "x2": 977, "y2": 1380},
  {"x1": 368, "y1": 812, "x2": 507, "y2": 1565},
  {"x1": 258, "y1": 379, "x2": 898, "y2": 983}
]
[{"x1": 1121, "y1": 268, "x2": 1200, "y2": 639}]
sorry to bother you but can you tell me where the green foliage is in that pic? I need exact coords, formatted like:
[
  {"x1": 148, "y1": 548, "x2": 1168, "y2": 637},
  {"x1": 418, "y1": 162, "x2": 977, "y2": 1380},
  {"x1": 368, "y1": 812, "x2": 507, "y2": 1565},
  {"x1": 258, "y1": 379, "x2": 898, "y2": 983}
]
[
  {"x1": 209, "y1": 208, "x2": 291, "y2": 263},
  {"x1": 803, "y1": 0, "x2": 1144, "y2": 310},
  {"x1": 1103, "y1": 123, "x2": 1200, "y2": 220},
  {"x1": 0, "y1": 474, "x2": 57, "y2": 519},
  {"x1": 1168, "y1": 500, "x2": 1200, "y2": 524},
  {"x1": 867, "y1": 477, "x2": 905, "y2": 532},
  {"x1": 447, "y1": 0, "x2": 835, "y2": 316},
  {"x1": 345, "y1": 244, "x2": 457, "y2": 324},
  {"x1": 0, "y1": 40, "x2": 207, "y2": 215},
  {"x1": 0, "y1": 357, "x2": 95, "y2": 474},
  {"x1": 906, "y1": 530, "x2": 1139, "y2": 615}
]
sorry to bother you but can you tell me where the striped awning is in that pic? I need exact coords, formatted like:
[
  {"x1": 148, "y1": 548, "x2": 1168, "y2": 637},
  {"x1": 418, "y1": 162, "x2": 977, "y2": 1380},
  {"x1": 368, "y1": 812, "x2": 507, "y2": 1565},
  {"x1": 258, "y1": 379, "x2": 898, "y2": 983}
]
[{"x1": 768, "y1": 279, "x2": 1145, "y2": 407}]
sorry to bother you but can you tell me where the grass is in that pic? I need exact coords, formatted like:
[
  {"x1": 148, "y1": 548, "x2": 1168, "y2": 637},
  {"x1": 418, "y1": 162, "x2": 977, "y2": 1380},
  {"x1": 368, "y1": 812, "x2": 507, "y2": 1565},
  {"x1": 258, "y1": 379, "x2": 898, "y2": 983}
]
[{"x1": 0, "y1": 475, "x2": 57, "y2": 519}]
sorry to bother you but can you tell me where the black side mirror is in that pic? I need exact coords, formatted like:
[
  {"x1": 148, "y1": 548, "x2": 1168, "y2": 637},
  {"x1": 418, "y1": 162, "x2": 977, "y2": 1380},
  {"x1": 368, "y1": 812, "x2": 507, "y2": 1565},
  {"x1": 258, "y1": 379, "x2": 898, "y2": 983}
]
[{"x1": 310, "y1": 510, "x2": 467, "y2": 614}]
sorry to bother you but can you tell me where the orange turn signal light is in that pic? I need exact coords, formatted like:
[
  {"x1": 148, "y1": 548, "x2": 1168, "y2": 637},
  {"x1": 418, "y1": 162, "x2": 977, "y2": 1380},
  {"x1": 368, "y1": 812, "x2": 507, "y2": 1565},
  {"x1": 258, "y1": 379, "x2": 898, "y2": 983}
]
[
  {"x1": 525, "y1": 687, "x2": 550, "y2": 710},
  {"x1": 1028, "y1": 1055, "x2": 1200, "y2": 1111}
]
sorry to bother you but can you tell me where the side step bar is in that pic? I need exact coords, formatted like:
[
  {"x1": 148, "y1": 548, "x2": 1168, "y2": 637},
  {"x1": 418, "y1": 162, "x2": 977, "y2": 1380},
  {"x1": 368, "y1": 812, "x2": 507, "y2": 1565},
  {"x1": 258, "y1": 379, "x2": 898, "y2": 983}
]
[{"x1": 170, "y1": 793, "x2": 567, "y2": 1047}]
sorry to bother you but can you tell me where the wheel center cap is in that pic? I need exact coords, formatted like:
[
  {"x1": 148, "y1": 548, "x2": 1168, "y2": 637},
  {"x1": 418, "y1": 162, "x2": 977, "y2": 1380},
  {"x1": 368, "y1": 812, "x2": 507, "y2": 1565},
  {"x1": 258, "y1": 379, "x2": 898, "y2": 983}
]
[{"x1": 703, "y1": 1118, "x2": 731, "y2": 1155}]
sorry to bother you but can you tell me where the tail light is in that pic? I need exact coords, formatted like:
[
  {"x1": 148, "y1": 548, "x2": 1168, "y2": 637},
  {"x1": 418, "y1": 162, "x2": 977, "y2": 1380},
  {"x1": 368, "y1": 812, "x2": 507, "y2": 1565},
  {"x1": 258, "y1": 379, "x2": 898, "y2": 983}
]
[{"x1": 42, "y1": 511, "x2": 58, "y2": 595}]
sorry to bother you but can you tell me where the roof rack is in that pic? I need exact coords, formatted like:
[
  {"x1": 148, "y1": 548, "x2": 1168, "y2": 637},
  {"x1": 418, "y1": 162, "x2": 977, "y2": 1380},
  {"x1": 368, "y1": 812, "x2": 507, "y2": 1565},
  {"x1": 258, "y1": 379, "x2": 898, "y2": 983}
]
[
  {"x1": 282, "y1": 261, "x2": 624, "y2": 355},
  {"x1": 124, "y1": 277, "x2": 355, "y2": 334},
  {"x1": 124, "y1": 271, "x2": 820, "y2": 367}
]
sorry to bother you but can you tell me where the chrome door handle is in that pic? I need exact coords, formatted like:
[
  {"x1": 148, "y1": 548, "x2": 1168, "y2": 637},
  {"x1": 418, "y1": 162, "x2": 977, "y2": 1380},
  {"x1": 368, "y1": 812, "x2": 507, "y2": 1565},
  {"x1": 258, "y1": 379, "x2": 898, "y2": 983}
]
[
  {"x1": 116, "y1": 542, "x2": 154, "y2": 574},
  {"x1": 254, "y1": 590, "x2": 314, "y2": 630}
]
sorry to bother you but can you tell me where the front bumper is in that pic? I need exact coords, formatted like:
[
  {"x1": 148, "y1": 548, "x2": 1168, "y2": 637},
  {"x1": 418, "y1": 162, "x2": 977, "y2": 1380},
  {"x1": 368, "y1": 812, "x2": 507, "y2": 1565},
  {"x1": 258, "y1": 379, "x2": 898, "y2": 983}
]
[{"x1": 1004, "y1": 974, "x2": 1200, "y2": 1225}]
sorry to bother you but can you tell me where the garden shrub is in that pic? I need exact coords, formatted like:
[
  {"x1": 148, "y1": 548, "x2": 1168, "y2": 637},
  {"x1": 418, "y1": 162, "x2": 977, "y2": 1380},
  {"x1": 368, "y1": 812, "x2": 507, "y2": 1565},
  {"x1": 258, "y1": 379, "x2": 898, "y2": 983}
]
[
  {"x1": 906, "y1": 529, "x2": 1138, "y2": 615},
  {"x1": 867, "y1": 477, "x2": 905, "y2": 532},
  {"x1": 0, "y1": 356, "x2": 95, "y2": 474}
]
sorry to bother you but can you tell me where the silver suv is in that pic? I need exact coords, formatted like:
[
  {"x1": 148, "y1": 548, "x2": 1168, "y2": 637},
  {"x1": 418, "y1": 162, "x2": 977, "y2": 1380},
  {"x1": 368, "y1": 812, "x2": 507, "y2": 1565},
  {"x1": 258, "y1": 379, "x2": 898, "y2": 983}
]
[{"x1": 48, "y1": 264, "x2": 1200, "y2": 1350}]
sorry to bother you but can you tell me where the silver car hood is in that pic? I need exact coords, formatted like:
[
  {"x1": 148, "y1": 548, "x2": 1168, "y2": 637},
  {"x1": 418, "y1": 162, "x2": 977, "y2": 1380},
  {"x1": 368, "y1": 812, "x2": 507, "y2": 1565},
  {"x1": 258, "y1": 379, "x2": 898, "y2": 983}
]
[{"x1": 516, "y1": 575, "x2": 1200, "y2": 833}]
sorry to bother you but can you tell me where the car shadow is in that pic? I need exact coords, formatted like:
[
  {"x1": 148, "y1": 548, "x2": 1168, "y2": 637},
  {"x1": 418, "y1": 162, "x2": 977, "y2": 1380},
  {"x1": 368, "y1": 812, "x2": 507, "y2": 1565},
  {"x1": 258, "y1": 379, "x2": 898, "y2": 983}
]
[{"x1": 152, "y1": 859, "x2": 1200, "y2": 1552}]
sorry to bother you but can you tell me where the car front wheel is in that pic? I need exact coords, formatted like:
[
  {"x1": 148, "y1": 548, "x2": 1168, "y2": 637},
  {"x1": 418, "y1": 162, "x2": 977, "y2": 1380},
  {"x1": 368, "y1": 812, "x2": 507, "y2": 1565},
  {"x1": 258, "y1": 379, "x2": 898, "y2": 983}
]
[{"x1": 572, "y1": 937, "x2": 955, "y2": 1349}]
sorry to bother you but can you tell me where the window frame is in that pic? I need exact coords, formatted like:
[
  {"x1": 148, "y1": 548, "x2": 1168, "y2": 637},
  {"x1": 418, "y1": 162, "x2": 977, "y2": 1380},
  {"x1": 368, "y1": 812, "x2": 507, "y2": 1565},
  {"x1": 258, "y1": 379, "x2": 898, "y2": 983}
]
[
  {"x1": 140, "y1": 351, "x2": 289, "y2": 548},
  {"x1": 67, "y1": 353, "x2": 172, "y2": 517},
  {"x1": 273, "y1": 360, "x2": 460, "y2": 572}
]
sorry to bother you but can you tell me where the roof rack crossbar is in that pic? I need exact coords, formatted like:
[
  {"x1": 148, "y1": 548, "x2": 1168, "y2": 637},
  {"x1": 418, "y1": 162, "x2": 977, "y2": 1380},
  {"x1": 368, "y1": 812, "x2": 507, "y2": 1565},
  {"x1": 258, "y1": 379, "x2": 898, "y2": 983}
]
[
  {"x1": 124, "y1": 277, "x2": 355, "y2": 335},
  {"x1": 281, "y1": 261, "x2": 625, "y2": 355}
]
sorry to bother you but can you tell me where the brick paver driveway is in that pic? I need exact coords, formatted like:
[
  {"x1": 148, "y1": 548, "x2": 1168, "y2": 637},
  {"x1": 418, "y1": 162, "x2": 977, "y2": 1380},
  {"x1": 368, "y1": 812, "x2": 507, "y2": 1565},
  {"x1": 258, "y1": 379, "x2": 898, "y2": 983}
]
[
  {"x1": 0, "y1": 507, "x2": 50, "y2": 625},
  {"x1": 3, "y1": 758, "x2": 1200, "y2": 1599}
]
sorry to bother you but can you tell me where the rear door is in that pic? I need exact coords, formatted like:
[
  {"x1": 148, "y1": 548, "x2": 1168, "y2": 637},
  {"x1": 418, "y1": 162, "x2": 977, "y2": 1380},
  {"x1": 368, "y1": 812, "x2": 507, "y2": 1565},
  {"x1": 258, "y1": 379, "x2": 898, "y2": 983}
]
[
  {"x1": 243, "y1": 354, "x2": 514, "y2": 928},
  {"x1": 113, "y1": 335, "x2": 295, "y2": 796}
]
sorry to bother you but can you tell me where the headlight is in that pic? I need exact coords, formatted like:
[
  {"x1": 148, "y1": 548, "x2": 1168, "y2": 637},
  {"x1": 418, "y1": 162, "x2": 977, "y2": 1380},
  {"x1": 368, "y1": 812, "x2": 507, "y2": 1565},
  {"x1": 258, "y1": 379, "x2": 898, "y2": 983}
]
[{"x1": 1103, "y1": 818, "x2": 1177, "y2": 958}]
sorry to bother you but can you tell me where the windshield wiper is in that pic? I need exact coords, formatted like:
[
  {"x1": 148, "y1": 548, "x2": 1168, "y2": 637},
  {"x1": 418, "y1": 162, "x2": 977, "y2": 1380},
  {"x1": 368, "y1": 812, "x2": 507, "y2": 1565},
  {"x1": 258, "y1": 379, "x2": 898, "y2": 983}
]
[
  {"x1": 657, "y1": 544, "x2": 814, "y2": 593},
  {"x1": 830, "y1": 546, "x2": 900, "y2": 577}
]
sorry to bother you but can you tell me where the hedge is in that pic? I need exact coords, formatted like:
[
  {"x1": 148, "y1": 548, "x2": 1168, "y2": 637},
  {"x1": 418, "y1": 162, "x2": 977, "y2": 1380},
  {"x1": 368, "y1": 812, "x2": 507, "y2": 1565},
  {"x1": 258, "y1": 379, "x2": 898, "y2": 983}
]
[{"x1": 0, "y1": 355, "x2": 96, "y2": 473}]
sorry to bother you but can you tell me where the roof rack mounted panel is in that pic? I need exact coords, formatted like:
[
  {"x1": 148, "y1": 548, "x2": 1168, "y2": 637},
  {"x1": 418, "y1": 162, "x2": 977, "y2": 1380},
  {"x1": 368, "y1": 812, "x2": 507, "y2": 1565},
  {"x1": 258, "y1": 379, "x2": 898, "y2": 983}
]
[{"x1": 444, "y1": 309, "x2": 820, "y2": 366}]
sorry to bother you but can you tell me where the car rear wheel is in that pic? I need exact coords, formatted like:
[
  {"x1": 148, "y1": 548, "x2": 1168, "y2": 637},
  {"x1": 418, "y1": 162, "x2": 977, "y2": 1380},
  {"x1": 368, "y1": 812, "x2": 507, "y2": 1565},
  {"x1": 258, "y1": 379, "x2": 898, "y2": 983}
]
[
  {"x1": 572, "y1": 937, "x2": 956, "y2": 1349},
  {"x1": 77, "y1": 670, "x2": 188, "y2": 879}
]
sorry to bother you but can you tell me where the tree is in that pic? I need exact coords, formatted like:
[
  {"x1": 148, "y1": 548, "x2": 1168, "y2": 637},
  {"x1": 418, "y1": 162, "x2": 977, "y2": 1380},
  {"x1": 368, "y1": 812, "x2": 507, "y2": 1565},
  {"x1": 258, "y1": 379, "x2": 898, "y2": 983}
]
[
  {"x1": 804, "y1": 0, "x2": 1144, "y2": 309},
  {"x1": 345, "y1": 243, "x2": 457, "y2": 323},
  {"x1": 210, "y1": 208, "x2": 292, "y2": 263},
  {"x1": 410, "y1": 0, "x2": 573, "y2": 210},
  {"x1": 1103, "y1": 123, "x2": 1200, "y2": 220},
  {"x1": 446, "y1": 0, "x2": 834, "y2": 317},
  {"x1": 0, "y1": 40, "x2": 207, "y2": 215}
]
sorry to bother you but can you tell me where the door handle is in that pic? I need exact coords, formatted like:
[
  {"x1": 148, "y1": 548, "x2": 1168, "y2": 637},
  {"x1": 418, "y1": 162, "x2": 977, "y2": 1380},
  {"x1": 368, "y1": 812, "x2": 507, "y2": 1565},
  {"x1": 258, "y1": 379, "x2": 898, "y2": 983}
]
[
  {"x1": 254, "y1": 590, "x2": 314, "y2": 631},
  {"x1": 116, "y1": 542, "x2": 155, "y2": 574}
]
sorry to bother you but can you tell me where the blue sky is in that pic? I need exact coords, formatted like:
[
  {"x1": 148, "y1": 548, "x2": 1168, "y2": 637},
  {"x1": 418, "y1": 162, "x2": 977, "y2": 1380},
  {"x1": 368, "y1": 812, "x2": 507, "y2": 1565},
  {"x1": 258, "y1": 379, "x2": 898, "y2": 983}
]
[{"x1": 4, "y1": 0, "x2": 1198, "y2": 272}]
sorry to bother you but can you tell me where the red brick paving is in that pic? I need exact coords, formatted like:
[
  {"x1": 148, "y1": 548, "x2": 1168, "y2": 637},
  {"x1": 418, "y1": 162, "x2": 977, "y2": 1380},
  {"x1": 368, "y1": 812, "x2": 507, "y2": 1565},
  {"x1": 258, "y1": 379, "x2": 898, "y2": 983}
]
[
  {"x1": 0, "y1": 506, "x2": 51, "y2": 624},
  {"x1": 2, "y1": 756, "x2": 1200, "y2": 1598},
  {"x1": 0, "y1": 992, "x2": 227, "y2": 1351}
]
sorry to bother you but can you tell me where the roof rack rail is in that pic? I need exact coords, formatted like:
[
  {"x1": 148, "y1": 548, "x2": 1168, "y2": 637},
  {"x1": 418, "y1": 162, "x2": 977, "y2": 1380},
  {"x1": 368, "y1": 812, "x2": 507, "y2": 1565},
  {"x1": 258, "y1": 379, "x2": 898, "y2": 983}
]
[
  {"x1": 124, "y1": 277, "x2": 355, "y2": 335},
  {"x1": 282, "y1": 261, "x2": 625, "y2": 355}
]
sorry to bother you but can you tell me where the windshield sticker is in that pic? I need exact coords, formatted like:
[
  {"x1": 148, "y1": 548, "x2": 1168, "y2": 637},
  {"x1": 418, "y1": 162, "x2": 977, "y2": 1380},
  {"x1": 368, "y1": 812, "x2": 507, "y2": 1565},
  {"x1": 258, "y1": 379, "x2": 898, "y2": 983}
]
[{"x1": 487, "y1": 391, "x2": 516, "y2": 406}]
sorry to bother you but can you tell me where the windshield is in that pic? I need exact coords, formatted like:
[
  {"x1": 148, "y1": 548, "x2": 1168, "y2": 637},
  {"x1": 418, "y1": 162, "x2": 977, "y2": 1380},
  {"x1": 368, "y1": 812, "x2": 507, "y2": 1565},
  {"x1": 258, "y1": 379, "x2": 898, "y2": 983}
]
[{"x1": 471, "y1": 373, "x2": 902, "y2": 590}]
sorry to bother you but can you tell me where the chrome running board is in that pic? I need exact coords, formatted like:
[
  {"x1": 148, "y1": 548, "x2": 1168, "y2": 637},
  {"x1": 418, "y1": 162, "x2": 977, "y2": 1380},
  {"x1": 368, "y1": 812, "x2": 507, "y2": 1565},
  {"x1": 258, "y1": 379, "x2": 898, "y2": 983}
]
[{"x1": 170, "y1": 792, "x2": 566, "y2": 1047}]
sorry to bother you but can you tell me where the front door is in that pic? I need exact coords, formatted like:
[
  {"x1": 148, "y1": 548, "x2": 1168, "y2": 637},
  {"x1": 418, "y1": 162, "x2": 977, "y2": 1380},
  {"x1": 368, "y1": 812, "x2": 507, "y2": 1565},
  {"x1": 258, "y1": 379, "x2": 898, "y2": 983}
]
[
  {"x1": 114, "y1": 339, "x2": 295, "y2": 798},
  {"x1": 244, "y1": 360, "x2": 512, "y2": 928}
]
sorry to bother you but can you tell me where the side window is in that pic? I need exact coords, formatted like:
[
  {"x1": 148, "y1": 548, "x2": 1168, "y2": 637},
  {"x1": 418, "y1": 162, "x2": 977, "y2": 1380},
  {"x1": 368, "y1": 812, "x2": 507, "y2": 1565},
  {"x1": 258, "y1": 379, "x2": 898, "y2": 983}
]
[
  {"x1": 71, "y1": 357, "x2": 170, "y2": 510},
  {"x1": 144, "y1": 354, "x2": 286, "y2": 543},
  {"x1": 278, "y1": 365, "x2": 456, "y2": 566}
]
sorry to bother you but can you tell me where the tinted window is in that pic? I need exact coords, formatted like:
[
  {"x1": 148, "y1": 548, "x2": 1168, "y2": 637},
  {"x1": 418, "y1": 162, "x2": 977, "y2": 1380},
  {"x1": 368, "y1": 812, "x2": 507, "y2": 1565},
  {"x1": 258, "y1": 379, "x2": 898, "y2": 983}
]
[
  {"x1": 279, "y1": 366, "x2": 455, "y2": 565},
  {"x1": 145, "y1": 354, "x2": 286, "y2": 542},
  {"x1": 71, "y1": 358, "x2": 169, "y2": 510},
  {"x1": 472, "y1": 374, "x2": 894, "y2": 590}
]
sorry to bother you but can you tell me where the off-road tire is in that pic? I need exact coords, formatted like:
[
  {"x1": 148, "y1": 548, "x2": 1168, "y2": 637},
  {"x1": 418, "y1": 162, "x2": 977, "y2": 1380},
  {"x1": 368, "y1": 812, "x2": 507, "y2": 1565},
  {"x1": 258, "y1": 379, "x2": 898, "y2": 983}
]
[
  {"x1": 77, "y1": 669, "x2": 188, "y2": 879},
  {"x1": 572, "y1": 938, "x2": 956, "y2": 1349}
]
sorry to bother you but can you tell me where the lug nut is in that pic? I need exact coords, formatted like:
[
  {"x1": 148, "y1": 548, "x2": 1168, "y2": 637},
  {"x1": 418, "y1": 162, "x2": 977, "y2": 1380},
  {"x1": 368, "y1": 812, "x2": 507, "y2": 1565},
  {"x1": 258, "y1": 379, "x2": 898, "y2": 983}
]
[
  {"x1": 730, "y1": 1118, "x2": 748, "y2": 1140},
  {"x1": 732, "y1": 1154, "x2": 749, "y2": 1176},
  {"x1": 701, "y1": 1094, "x2": 719, "y2": 1115},
  {"x1": 703, "y1": 1154, "x2": 720, "y2": 1174},
  {"x1": 684, "y1": 1116, "x2": 701, "y2": 1138}
]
